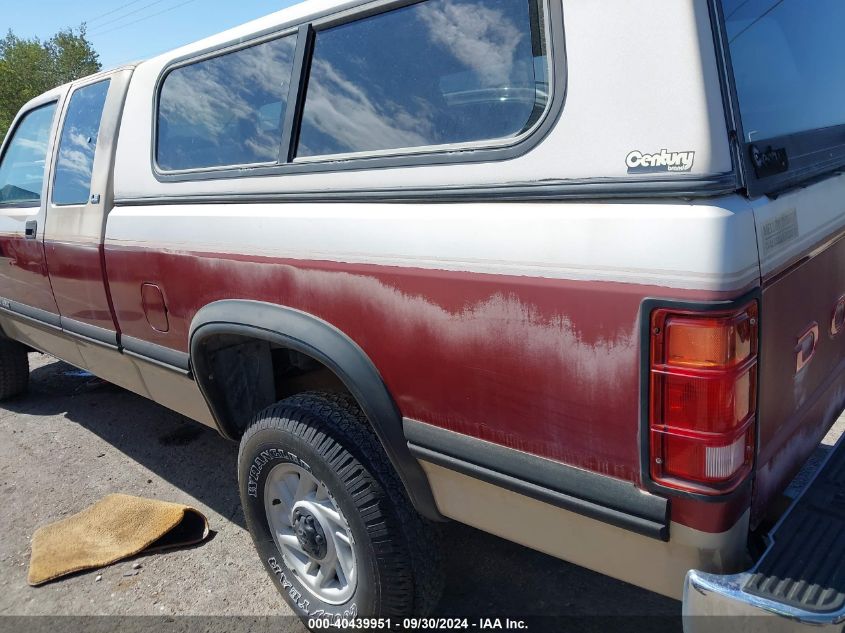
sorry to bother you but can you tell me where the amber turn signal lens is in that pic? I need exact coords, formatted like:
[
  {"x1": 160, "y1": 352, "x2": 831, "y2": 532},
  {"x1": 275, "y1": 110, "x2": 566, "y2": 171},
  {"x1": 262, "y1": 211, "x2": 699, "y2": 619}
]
[{"x1": 664, "y1": 306, "x2": 756, "y2": 369}]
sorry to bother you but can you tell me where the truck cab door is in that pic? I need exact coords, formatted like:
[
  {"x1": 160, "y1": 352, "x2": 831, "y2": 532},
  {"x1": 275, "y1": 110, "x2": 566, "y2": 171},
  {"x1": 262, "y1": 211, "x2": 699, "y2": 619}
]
[
  {"x1": 44, "y1": 69, "x2": 133, "y2": 349},
  {"x1": 0, "y1": 93, "x2": 64, "y2": 326}
]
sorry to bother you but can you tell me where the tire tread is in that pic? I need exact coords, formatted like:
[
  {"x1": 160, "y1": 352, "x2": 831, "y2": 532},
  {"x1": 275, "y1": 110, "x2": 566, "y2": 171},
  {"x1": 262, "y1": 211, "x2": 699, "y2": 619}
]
[{"x1": 238, "y1": 390, "x2": 443, "y2": 616}]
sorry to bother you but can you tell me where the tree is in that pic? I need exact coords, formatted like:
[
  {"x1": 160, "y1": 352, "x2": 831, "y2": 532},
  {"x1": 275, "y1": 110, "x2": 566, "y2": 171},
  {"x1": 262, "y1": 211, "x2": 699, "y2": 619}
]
[{"x1": 0, "y1": 26, "x2": 100, "y2": 140}]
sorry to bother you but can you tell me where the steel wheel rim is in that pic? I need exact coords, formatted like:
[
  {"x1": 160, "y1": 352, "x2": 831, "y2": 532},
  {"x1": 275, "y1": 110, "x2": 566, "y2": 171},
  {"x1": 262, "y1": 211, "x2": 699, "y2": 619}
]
[{"x1": 264, "y1": 463, "x2": 357, "y2": 604}]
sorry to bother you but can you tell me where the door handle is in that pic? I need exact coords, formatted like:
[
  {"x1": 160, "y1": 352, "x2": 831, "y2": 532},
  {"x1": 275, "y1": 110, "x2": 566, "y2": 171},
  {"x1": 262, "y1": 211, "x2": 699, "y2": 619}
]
[
  {"x1": 24, "y1": 220, "x2": 37, "y2": 240},
  {"x1": 795, "y1": 322, "x2": 819, "y2": 374}
]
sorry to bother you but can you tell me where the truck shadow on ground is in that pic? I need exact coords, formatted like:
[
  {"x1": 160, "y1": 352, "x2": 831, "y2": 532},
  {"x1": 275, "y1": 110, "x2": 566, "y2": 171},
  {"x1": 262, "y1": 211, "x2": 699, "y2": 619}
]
[{"x1": 8, "y1": 357, "x2": 681, "y2": 631}]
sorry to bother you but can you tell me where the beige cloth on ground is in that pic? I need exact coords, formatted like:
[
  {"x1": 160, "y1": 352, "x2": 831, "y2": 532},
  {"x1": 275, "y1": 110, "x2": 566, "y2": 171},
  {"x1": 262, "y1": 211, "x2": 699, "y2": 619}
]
[{"x1": 28, "y1": 493, "x2": 210, "y2": 586}]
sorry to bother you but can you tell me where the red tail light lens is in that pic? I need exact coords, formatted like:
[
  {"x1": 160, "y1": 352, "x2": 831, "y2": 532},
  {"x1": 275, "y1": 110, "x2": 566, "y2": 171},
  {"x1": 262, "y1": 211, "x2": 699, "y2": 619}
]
[
  {"x1": 653, "y1": 366, "x2": 754, "y2": 434},
  {"x1": 649, "y1": 302, "x2": 757, "y2": 494}
]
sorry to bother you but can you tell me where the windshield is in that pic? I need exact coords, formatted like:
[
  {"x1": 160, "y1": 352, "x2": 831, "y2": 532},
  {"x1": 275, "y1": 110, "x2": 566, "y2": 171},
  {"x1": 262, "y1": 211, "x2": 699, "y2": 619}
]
[{"x1": 722, "y1": 0, "x2": 845, "y2": 143}]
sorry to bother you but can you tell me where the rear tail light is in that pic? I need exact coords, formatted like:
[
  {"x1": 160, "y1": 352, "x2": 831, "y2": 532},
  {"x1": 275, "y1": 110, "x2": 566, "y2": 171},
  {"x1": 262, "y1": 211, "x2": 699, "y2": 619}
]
[{"x1": 648, "y1": 301, "x2": 758, "y2": 495}]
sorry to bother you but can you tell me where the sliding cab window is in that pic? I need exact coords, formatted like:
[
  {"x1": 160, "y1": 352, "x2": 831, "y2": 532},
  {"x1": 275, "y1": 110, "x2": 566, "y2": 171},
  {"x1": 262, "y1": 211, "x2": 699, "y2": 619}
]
[
  {"x1": 0, "y1": 103, "x2": 57, "y2": 207},
  {"x1": 157, "y1": 34, "x2": 298, "y2": 171},
  {"x1": 721, "y1": 0, "x2": 845, "y2": 193},
  {"x1": 52, "y1": 80, "x2": 110, "y2": 206},
  {"x1": 296, "y1": 0, "x2": 550, "y2": 158}
]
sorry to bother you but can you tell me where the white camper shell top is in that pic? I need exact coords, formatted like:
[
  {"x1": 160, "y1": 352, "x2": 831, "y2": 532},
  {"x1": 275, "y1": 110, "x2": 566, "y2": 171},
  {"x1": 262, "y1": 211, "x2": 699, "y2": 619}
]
[{"x1": 111, "y1": 0, "x2": 734, "y2": 202}]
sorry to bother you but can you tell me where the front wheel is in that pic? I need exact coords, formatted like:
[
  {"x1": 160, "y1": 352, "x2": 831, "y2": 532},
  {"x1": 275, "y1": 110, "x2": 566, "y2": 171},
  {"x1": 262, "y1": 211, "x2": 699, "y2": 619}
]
[{"x1": 237, "y1": 391, "x2": 442, "y2": 623}]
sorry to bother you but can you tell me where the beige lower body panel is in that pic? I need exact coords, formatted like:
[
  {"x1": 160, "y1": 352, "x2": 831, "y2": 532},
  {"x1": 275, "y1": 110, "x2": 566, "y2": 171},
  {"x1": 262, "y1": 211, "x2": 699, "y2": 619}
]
[
  {"x1": 0, "y1": 312, "x2": 215, "y2": 429},
  {"x1": 420, "y1": 460, "x2": 749, "y2": 600},
  {"x1": 1, "y1": 315, "x2": 88, "y2": 370},
  {"x1": 125, "y1": 354, "x2": 215, "y2": 427}
]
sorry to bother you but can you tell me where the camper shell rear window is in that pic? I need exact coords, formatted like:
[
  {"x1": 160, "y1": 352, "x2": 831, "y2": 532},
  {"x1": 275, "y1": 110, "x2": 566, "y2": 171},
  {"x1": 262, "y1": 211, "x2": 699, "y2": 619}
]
[{"x1": 718, "y1": 0, "x2": 845, "y2": 196}]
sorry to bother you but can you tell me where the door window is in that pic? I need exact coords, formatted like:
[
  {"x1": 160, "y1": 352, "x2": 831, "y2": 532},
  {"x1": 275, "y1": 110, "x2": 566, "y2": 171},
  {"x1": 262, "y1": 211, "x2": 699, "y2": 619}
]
[
  {"x1": 0, "y1": 103, "x2": 57, "y2": 206},
  {"x1": 52, "y1": 80, "x2": 111, "y2": 206}
]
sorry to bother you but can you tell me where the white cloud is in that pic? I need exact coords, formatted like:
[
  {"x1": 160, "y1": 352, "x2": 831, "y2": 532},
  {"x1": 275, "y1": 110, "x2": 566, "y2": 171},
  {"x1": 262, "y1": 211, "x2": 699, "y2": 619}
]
[
  {"x1": 299, "y1": 56, "x2": 435, "y2": 155},
  {"x1": 159, "y1": 36, "x2": 296, "y2": 166},
  {"x1": 299, "y1": 0, "x2": 531, "y2": 155},
  {"x1": 418, "y1": 0, "x2": 524, "y2": 85}
]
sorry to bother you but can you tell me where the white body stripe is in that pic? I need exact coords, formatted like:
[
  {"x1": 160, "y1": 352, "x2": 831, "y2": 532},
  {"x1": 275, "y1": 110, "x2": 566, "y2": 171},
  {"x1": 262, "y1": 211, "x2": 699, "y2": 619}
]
[
  {"x1": 749, "y1": 172, "x2": 845, "y2": 280},
  {"x1": 106, "y1": 197, "x2": 760, "y2": 292}
]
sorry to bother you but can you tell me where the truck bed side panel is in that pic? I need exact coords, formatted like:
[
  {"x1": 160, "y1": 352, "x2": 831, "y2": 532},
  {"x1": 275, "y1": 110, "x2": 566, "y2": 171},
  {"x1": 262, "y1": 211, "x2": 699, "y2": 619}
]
[
  {"x1": 751, "y1": 174, "x2": 845, "y2": 525},
  {"x1": 103, "y1": 199, "x2": 759, "y2": 515}
]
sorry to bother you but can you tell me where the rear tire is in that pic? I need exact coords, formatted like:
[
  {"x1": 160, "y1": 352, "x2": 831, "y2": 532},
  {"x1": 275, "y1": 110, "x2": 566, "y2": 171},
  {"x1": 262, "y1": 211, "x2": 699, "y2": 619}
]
[
  {"x1": 0, "y1": 339, "x2": 29, "y2": 400},
  {"x1": 237, "y1": 391, "x2": 443, "y2": 624}
]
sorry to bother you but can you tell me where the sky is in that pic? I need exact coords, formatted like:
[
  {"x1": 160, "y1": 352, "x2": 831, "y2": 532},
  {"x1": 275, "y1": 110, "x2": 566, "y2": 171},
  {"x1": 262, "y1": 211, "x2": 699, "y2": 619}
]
[{"x1": 3, "y1": 0, "x2": 300, "y2": 69}]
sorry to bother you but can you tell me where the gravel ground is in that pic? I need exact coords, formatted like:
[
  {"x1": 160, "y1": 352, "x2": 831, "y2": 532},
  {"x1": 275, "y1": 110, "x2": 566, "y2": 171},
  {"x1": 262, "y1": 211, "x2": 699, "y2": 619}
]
[{"x1": 0, "y1": 353, "x2": 841, "y2": 633}]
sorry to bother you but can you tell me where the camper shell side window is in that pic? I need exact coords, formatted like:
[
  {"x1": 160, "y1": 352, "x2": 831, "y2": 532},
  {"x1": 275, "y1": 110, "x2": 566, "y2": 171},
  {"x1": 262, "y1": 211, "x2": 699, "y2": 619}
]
[{"x1": 152, "y1": 0, "x2": 561, "y2": 181}]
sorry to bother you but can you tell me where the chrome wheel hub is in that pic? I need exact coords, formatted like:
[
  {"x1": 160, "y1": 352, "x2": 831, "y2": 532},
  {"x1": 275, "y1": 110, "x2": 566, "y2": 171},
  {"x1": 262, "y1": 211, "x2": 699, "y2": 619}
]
[{"x1": 264, "y1": 463, "x2": 357, "y2": 604}]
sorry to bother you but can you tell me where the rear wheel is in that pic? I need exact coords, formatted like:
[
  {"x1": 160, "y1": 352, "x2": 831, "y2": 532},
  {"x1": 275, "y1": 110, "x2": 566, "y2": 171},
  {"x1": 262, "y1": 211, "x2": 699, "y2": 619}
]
[
  {"x1": 237, "y1": 391, "x2": 442, "y2": 623},
  {"x1": 0, "y1": 339, "x2": 29, "y2": 400}
]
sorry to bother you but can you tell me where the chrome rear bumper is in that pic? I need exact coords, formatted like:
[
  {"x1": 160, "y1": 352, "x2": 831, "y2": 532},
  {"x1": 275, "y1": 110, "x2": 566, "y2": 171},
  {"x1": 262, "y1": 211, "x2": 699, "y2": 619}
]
[
  {"x1": 682, "y1": 434, "x2": 845, "y2": 633},
  {"x1": 683, "y1": 569, "x2": 845, "y2": 633}
]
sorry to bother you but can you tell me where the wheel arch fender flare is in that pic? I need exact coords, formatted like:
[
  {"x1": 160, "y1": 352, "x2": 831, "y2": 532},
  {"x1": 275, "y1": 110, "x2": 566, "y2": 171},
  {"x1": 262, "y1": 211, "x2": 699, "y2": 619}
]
[{"x1": 189, "y1": 299, "x2": 444, "y2": 521}]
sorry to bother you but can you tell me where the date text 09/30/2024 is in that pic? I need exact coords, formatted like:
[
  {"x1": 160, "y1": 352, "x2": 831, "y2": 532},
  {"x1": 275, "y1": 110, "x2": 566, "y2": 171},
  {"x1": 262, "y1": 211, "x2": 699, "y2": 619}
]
[{"x1": 308, "y1": 618, "x2": 529, "y2": 630}]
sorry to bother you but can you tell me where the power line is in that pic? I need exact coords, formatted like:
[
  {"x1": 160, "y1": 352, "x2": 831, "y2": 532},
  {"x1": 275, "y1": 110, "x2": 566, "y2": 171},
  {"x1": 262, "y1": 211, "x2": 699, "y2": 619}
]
[
  {"x1": 90, "y1": 0, "x2": 199, "y2": 37},
  {"x1": 84, "y1": 0, "x2": 148, "y2": 24},
  {"x1": 108, "y1": 45, "x2": 171, "y2": 67},
  {"x1": 725, "y1": 0, "x2": 754, "y2": 19},
  {"x1": 89, "y1": 0, "x2": 171, "y2": 32},
  {"x1": 729, "y1": 0, "x2": 785, "y2": 43}
]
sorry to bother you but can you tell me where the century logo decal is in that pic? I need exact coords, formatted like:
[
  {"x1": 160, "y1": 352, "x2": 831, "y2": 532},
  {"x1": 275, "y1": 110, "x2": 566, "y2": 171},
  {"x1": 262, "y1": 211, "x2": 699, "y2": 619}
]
[{"x1": 626, "y1": 149, "x2": 696, "y2": 174}]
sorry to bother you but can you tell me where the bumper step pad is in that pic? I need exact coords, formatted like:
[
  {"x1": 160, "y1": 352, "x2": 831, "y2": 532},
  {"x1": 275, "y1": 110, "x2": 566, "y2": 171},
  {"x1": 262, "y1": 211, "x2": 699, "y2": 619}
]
[{"x1": 744, "y1": 442, "x2": 845, "y2": 613}]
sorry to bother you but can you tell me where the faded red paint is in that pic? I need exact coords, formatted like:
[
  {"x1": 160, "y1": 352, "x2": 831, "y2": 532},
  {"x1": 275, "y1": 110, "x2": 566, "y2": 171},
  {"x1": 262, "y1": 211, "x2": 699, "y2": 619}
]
[
  {"x1": 754, "y1": 233, "x2": 845, "y2": 526},
  {"x1": 671, "y1": 490, "x2": 752, "y2": 534},
  {"x1": 44, "y1": 240, "x2": 119, "y2": 332},
  {"x1": 103, "y1": 245, "x2": 751, "y2": 531},
  {"x1": 0, "y1": 234, "x2": 58, "y2": 314}
]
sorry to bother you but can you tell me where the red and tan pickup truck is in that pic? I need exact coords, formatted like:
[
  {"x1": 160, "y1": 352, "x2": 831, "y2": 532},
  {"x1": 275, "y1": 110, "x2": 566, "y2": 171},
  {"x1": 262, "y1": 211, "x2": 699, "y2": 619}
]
[{"x1": 1, "y1": 0, "x2": 844, "y2": 629}]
